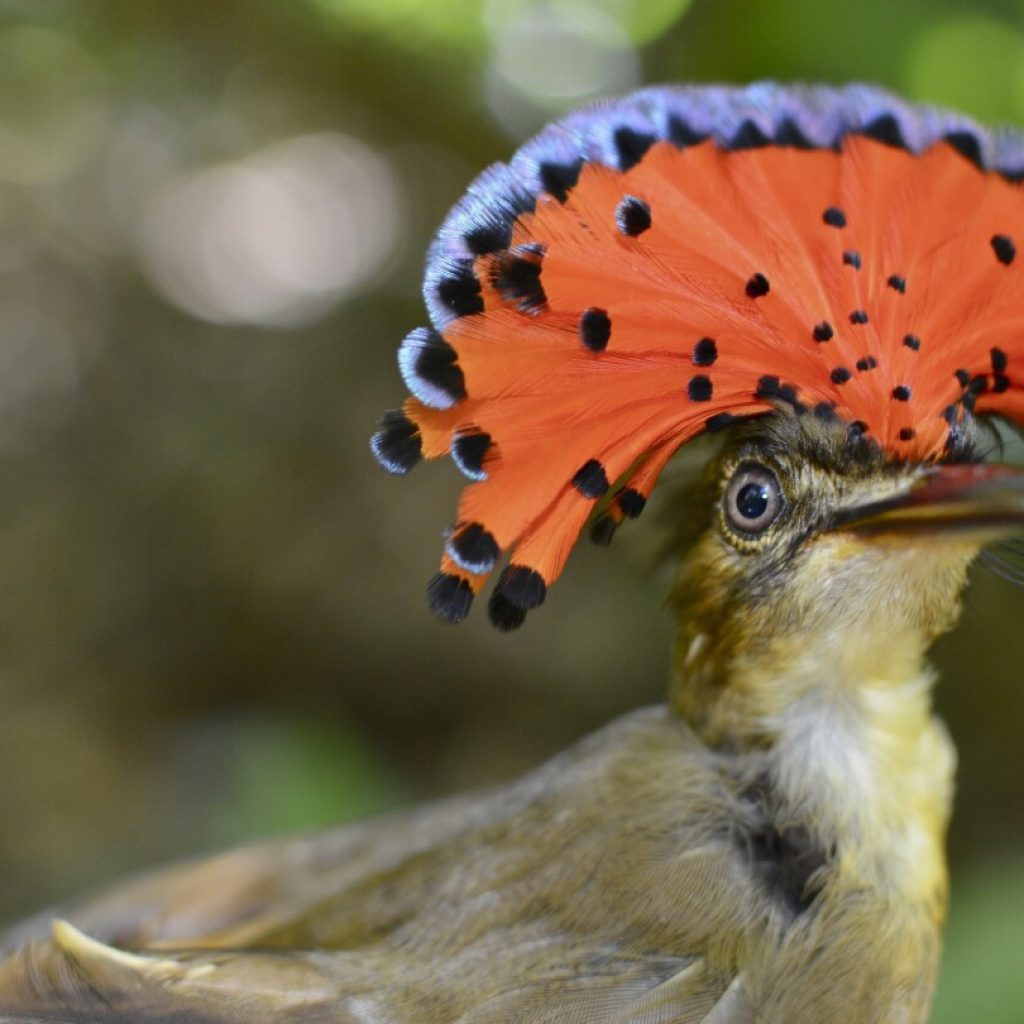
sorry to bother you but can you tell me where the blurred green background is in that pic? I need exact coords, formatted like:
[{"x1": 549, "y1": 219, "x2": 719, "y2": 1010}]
[{"x1": 0, "y1": 0, "x2": 1021, "y2": 1018}]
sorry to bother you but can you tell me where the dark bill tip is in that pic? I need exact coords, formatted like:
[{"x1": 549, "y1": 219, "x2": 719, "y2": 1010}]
[{"x1": 833, "y1": 463, "x2": 1024, "y2": 538}]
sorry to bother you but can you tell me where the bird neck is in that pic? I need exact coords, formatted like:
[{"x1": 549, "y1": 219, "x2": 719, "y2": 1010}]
[
  {"x1": 670, "y1": 616, "x2": 956, "y2": 906},
  {"x1": 670, "y1": 608, "x2": 938, "y2": 749}
]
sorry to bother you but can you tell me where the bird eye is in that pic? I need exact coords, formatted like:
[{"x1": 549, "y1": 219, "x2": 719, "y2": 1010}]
[{"x1": 724, "y1": 462, "x2": 784, "y2": 536}]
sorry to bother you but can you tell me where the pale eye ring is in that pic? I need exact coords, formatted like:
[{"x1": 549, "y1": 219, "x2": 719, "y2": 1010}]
[{"x1": 724, "y1": 462, "x2": 784, "y2": 535}]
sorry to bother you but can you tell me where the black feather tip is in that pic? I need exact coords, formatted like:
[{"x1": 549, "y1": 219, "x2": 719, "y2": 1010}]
[
  {"x1": 427, "y1": 573, "x2": 474, "y2": 625},
  {"x1": 590, "y1": 516, "x2": 618, "y2": 546},
  {"x1": 370, "y1": 410, "x2": 422, "y2": 475},
  {"x1": 446, "y1": 522, "x2": 500, "y2": 575},
  {"x1": 451, "y1": 430, "x2": 492, "y2": 481},
  {"x1": 494, "y1": 565, "x2": 547, "y2": 610},
  {"x1": 398, "y1": 327, "x2": 466, "y2": 410},
  {"x1": 487, "y1": 591, "x2": 528, "y2": 632}
]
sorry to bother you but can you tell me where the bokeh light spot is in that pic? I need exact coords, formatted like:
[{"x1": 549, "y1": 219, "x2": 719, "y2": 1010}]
[
  {"x1": 136, "y1": 133, "x2": 403, "y2": 328},
  {"x1": 486, "y1": 1, "x2": 640, "y2": 136}
]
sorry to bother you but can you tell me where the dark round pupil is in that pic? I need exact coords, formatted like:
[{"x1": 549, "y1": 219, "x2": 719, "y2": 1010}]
[{"x1": 736, "y1": 481, "x2": 769, "y2": 520}]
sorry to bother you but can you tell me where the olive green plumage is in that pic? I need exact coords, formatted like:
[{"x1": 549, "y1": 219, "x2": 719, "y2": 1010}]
[{"x1": 0, "y1": 412, "x2": 1018, "y2": 1023}]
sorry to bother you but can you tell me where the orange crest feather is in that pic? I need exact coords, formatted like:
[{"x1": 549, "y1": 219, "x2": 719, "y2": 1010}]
[{"x1": 372, "y1": 85, "x2": 1024, "y2": 628}]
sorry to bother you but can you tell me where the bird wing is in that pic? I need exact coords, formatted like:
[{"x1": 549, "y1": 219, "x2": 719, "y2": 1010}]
[
  {"x1": 0, "y1": 920, "x2": 359, "y2": 1024},
  {"x1": 0, "y1": 707, "x2": 764, "y2": 1024},
  {"x1": 0, "y1": 924, "x2": 754, "y2": 1024}
]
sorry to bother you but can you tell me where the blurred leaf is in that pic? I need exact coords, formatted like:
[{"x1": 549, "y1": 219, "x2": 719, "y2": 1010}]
[
  {"x1": 307, "y1": 0, "x2": 692, "y2": 53},
  {"x1": 590, "y1": 0, "x2": 694, "y2": 44},
  {"x1": 906, "y1": 14, "x2": 1024, "y2": 124},
  {"x1": 0, "y1": 25, "x2": 109, "y2": 185},
  {"x1": 183, "y1": 716, "x2": 409, "y2": 845},
  {"x1": 308, "y1": 0, "x2": 485, "y2": 48},
  {"x1": 528, "y1": 0, "x2": 695, "y2": 45},
  {"x1": 932, "y1": 860, "x2": 1024, "y2": 1023},
  {"x1": 671, "y1": 0, "x2": 933, "y2": 86}
]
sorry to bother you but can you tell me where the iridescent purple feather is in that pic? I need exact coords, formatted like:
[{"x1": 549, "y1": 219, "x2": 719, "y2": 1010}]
[{"x1": 423, "y1": 82, "x2": 1024, "y2": 328}]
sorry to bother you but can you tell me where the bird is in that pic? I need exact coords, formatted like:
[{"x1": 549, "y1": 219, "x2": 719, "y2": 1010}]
[{"x1": 2, "y1": 81, "x2": 1024, "y2": 1023}]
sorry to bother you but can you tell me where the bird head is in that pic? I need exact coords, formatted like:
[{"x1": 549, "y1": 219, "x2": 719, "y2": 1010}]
[
  {"x1": 371, "y1": 84, "x2": 1024, "y2": 704},
  {"x1": 670, "y1": 411, "x2": 1024, "y2": 742}
]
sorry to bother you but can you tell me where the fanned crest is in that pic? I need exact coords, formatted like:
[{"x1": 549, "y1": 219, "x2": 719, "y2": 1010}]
[{"x1": 372, "y1": 83, "x2": 1024, "y2": 629}]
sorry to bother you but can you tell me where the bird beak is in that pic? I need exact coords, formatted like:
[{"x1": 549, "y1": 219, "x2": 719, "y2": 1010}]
[{"x1": 833, "y1": 463, "x2": 1024, "y2": 539}]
